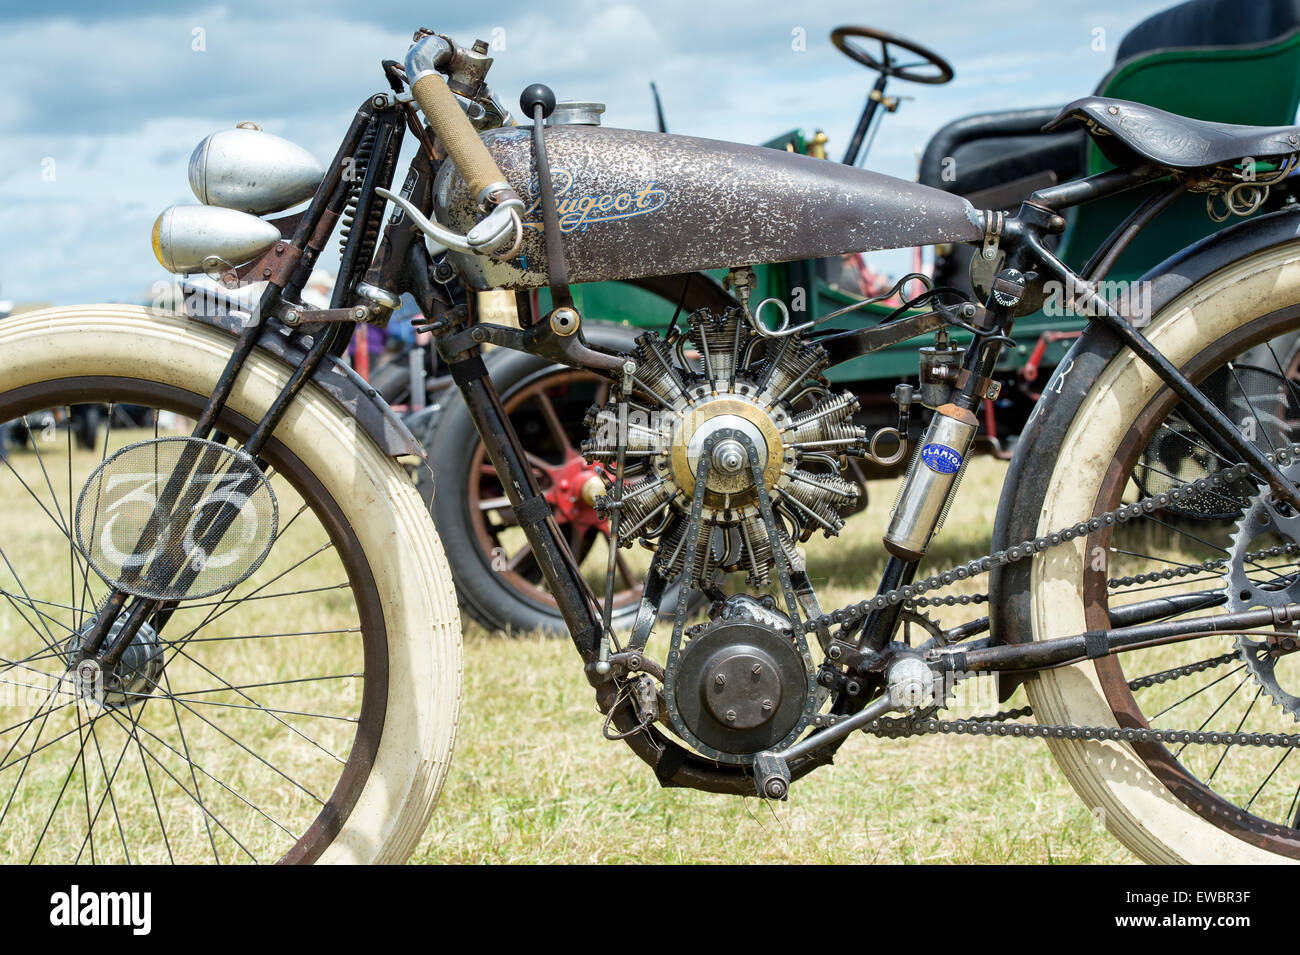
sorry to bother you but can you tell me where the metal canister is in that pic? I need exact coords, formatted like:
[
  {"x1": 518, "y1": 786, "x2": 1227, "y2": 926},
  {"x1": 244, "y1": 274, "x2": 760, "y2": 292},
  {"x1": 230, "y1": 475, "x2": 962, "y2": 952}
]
[
  {"x1": 918, "y1": 344, "x2": 963, "y2": 409},
  {"x1": 546, "y1": 102, "x2": 606, "y2": 126},
  {"x1": 883, "y1": 403, "x2": 978, "y2": 561}
]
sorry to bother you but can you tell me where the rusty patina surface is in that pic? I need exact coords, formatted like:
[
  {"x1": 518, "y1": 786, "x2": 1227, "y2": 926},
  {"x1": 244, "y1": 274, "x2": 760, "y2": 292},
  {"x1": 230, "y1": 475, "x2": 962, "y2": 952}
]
[{"x1": 434, "y1": 125, "x2": 985, "y2": 290}]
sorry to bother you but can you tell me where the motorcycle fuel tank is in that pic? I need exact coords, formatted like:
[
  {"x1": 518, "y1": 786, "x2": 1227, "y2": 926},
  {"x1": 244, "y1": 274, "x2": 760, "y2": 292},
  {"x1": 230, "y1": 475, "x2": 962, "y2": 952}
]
[{"x1": 433, "y1": 125, "x2": 986, "y2": 290}]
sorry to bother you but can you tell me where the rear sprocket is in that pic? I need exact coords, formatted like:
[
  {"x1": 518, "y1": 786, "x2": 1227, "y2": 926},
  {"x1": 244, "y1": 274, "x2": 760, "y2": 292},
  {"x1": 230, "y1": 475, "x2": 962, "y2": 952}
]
[{"x1": 1225, "y1": 457, "x2": 1300, "y2": 722}]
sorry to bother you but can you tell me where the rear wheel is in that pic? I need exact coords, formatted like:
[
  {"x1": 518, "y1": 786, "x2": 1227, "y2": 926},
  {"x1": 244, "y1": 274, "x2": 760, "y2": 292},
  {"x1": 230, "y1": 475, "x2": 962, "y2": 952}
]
[
  {"x1": 0, "y1": 306, "x2": 460, "y2": 863},
  {"x1": 996, "y1": 240, "x2": 1300, "y2": 862}
]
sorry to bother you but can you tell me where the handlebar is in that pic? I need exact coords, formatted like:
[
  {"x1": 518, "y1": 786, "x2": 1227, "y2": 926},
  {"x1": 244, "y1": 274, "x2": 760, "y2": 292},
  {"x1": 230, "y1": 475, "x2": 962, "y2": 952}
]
[
  {"x1": 409, "y1": 70, "x2": 510, "y2": 205},
  {"x1": 402, "y1": 33, "x2": 523, "y2": 257},
  {"x1": 405, "y1": 34, "x2": 517, "y2": 208}
]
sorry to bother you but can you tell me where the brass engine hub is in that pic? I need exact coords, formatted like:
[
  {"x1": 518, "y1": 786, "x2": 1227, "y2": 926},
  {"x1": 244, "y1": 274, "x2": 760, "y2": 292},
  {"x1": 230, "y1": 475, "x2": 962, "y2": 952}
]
[{"x1": 669, "y1": 394, "x2": 787, "y2": 509}]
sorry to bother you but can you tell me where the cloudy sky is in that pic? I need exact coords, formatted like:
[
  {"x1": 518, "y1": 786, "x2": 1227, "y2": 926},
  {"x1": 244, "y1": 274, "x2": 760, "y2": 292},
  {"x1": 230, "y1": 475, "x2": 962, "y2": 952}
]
[{"x1": 0, "y1": 0, "x2": 1179, "y2": 305}]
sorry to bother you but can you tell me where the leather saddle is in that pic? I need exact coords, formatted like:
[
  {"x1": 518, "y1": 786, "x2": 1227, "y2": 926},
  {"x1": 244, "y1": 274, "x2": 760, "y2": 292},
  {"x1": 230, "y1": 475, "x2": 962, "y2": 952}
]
[{"x1": 1044, "y1": 95, "x2": 1300, "y2": 171}]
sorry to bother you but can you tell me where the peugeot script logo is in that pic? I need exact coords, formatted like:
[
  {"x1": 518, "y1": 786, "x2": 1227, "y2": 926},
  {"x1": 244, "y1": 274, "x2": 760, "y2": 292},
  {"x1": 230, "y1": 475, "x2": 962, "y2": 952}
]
[{"x1": 522, "y1": 167, "x2": 667, "y2": 233}]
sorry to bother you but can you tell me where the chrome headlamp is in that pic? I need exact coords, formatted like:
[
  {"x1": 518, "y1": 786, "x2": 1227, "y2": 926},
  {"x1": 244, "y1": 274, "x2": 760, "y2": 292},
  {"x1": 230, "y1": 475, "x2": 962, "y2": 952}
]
[
  {"x1": 152, "y1": 123, "x2": 324, "y2": 275},
  {"x1": 151, "y1": 205, "x2": 282, "y2": 275},
  {"x1": 188, "y1": 123, "x2": 324, "y2": 215}
]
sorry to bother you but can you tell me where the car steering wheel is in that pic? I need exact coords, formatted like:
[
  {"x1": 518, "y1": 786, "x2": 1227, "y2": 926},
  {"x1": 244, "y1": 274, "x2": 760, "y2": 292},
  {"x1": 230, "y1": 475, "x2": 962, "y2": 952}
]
[{"x1": 831, "y1": 25, "x2": 954, "y2": 85}]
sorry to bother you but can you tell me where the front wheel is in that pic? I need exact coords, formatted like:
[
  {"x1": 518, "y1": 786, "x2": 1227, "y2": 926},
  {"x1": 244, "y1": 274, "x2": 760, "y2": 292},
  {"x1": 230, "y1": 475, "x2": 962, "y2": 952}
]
[
  {"x1": 0, "y1": 306, "x2": 461, "y2": 863},
  {"x1": 994, "y1": 236, "x2": 1300, "y2": 862}
]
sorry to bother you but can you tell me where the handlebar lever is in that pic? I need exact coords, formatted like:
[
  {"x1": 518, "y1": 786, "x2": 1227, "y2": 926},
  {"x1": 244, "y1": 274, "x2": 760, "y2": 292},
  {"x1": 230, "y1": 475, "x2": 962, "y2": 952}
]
[{"x1": 376, "y1": 186, "x2": 522, "y2": 258}]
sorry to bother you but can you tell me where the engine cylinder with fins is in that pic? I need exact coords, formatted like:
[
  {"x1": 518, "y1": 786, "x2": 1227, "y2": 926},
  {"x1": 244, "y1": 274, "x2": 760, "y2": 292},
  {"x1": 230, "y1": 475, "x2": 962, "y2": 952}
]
[{"x1": 582, "y1": 307, "x2": 869, "y2": 591}]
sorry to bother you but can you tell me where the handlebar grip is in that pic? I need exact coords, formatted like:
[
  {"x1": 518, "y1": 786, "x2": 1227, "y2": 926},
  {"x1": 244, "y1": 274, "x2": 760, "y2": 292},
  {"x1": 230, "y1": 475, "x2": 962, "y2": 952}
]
[{"x1": 411, "y1": 71, "x2": 507, "y2": 202}]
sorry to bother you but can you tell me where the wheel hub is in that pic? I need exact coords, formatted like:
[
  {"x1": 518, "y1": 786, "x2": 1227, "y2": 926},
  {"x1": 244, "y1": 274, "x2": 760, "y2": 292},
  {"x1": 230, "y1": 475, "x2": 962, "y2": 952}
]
[
  {"x1": 543, "y1": 451, "x2": 609, "y2": 531},
  {"x1": 63, "y1": 614, "x2": 164, "y2": 708}
]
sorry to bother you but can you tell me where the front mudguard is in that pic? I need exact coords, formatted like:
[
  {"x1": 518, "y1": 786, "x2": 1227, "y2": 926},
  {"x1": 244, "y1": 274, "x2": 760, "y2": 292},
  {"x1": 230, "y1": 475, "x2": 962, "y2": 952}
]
[{"x1": 175, "y1": 307, "x2": 421, "y2": 459}]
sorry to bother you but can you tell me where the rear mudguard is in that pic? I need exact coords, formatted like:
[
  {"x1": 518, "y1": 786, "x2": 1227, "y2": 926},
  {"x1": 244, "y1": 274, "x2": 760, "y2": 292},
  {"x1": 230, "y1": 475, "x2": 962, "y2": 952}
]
[
  {"x1": 178, "y1": 308, "x2": 421, "y2": 458},
  {"x1": 989, "y1": 204, "x2": 1300, "y2": 698}
]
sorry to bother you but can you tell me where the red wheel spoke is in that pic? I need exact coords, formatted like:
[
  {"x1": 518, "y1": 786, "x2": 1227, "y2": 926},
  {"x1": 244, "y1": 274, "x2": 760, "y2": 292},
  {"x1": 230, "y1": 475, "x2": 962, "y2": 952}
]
[
  {"x1": 525, "y1": 451, "x2": 555, "y2": 476},
  {"x1": 462, "y1": 365, "x2": 645, "y2": 614},
  {"x1": 535, "y1": 392, "x2": 575, "y2": 455}
]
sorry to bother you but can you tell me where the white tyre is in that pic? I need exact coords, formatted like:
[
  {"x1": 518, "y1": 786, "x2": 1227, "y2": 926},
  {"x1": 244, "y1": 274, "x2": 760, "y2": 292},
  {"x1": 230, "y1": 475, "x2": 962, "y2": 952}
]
[{"x1": 0, "y1": 305, "x2": 460, "y2": 863}]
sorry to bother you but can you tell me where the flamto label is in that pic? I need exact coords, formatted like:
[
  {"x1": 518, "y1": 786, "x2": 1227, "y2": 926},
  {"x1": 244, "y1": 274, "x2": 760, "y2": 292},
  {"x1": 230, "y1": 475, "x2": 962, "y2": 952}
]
[{"x1": 920, "y1": 443, "x2": 963, "y2": 475}]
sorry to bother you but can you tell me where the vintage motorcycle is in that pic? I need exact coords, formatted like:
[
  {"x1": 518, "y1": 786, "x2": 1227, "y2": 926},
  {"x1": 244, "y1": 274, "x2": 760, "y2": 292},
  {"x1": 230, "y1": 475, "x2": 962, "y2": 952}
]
[{"x1": 6, "y1": 23, "x2": 1300, "y2": 864}]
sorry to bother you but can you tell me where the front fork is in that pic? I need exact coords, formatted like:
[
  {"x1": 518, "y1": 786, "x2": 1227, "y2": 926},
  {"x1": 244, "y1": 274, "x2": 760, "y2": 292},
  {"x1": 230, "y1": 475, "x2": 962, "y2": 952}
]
[{"x1": 74, "y1": 97, "x2": 396, "y2": 670}]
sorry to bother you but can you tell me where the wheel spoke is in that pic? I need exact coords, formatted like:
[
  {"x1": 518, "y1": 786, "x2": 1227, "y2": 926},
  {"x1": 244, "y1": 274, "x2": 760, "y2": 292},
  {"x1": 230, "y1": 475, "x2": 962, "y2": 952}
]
[
  {"x1": 0, "y1": 537, "x2": 65, "y2": 652},
  {"x1": 107, "y1": 712, "x2": 256, "y2": 863},
  {"x1": 1150, "y1": 665, "x2": 1246, "y2": 720},
  {"x1": 128, "y1": 704, "x2": 174, "y2": 864},
  {"x1": 100, "y1": 705, "x2": 298, "y2": 844},
  {"x1": 535, "y1": 391, "x2": 575, "y2": 454},
  {"x1": 147, "y1": 641, "x2": 347, "y2": 764},
  {"x1": 177, "y1": 581, "x2": 349, "y2": 610},
  {"x1": 158, "y1": 667, "x2": 219, "y2": 862},
  {"x1": 505, "y1": 540, "x2": 536, "y2": 573},
  {"x1": 1226, "y1": 362, "x2": 1278, "y2": 453},
  {"x1": 160, "y1": 678, "x2": 325, "y2": 805},
  {"x1": 178, "y1": 626, "x2": 360, "y2": 645},
  {"x1": 477, "y1": 495, "x2": 513, "y2": 513},
  {"x1": 1207, "y1": 685, "x2": 1264, "y2": 781},
  {"x1": 1159, "y1": 413, "x2": 1235, "y2": 468},
  {"x1": 166, "y1": 541, "x2": 337, "y2": 647},
  {"x1": 28, "y1": 703, "x2": 92, "y2": 863},
  {"x1": 1173, "y1": 673, "x2": 1249, "y2": 757},
  {"x1": 524, "y1": 450, "x2": 556, "y2": 475},
  {"x1": 168, "y1": 672, "x2": 362, "y2": 698},
  {"x1": 76, "y1": 705, "x2": 95, "y2": 864},
  {"x1": 66, "y1": 411, "x2": 77, "y2": 630},
  {"x1": 76, "y1": 709, "x2": 136, "y2": 864},
  {"x1": 1246, "y1": 746, "x2": 1293, "y2": 811}
]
